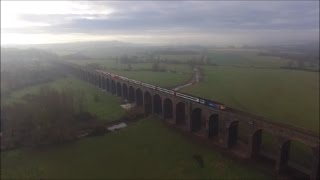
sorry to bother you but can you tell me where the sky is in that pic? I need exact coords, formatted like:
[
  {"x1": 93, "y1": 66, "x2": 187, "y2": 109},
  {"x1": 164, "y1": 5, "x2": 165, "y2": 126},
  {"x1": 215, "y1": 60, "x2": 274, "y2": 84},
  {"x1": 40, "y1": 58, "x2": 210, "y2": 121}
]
[{"x1": 1, "y1": 1, "x2": 319, "y2": 46}]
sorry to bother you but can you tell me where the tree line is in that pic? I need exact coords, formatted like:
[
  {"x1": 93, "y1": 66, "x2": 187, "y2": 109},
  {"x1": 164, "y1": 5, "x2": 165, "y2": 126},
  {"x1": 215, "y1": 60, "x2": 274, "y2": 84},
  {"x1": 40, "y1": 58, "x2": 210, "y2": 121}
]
[{"x1": 1, "y1": 87, "x2": 97, "y2": 150}]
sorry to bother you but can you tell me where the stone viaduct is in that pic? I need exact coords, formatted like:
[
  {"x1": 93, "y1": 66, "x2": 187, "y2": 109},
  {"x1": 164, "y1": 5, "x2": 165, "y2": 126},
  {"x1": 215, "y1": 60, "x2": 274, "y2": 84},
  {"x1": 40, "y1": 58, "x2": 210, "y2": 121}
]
[{"x1": 62, "y1": 62, "x2": 319, "y2": 180}]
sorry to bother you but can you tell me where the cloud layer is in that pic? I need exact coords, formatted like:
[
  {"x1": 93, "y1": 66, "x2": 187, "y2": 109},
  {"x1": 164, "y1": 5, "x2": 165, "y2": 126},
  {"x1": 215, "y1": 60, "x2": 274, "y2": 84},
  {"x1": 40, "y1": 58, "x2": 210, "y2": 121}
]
[{"x1": 1, "y1": 1, "x2": 319, "y2": 45}]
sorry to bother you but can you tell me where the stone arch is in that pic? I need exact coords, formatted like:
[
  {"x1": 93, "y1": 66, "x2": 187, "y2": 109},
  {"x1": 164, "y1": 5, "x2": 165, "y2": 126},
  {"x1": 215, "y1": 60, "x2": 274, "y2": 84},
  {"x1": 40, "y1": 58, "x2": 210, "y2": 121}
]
[
  {"x1": 84, "y1": 71, "x2": 89, "y2": 82},
  {"x1": 106, "y1": 78, "x2": 110, "y2": 92},
  {"x1": 136, "y1": 88, "x2": 143, "y2": 106},
  {"x1": 128, "y1": 86, "x2": 135, "y2": 103},
  {"x1": 81, "y1": 70, "x2": 84, "y2": 78},
  {"x1": 191, "y1": 108, "x2": 202, "y2": 132},
  {"x1": 111, "y1": 80, "x2": 116, "y2": 95},
  {"x1": 95, "y1": 74, "x2": 99, "y2": 86},
  {"x1": 153, "y1": 94, "x2": 162, "y2": 115},
  {"x1": 92, "y1": 73, "x2": 95, "y2": 85},
  {"x1": 249, "y1": 129, "x2": 279, "y2": 169},
  {"x1": 144, "y1": 91, "x2": 152, "y2": 115},
  {"x1": 117, "y1": 82, "x2": 122, "y2": 96},
  {"x1": 289, "y1": 140, "x2": 314, "y2": 169},
  {"x1": 285, "y1": 140, "x2": 314, "y2": 178},
  {"x1": 93, "y1": 73, "x2": 97, "y2": 85},
  {"x1": 98, "y1": 75, "x2": 102, "y2": 88},
  {"x1": 122, "y1": 84, "x2": 128, "y2": 100},
  {"x1": 227, "y1": 121, "x2": 239, "y2": 148},
  {"x1": 250, "y1": 129, "x2": 263, "y2": 158},
  {"x1": 163, "y1": 98, "x2": 173, "y2": 119},
  {"x1": 276, "y1": 140, "x2": 291, "y2": 173},
  {"x1": 89, "y1": 73, "x2": 93, "y2": 84},
  {"x1": 176, "y1": 102, "x2": 185, "y2": 125},
  {"x1": 81, "y1": 70, "x2": 84, "y2": 79},
  {"x1": 90, "y1": 73, "x2": 94, "y2": 84},
  {"x1": 102, "y1": 77, "x2": 106, "y2": 90},
  {"x1": 208, "y1": 114, "x2": 219, "y2": 138},
  {"x1": 89, "y1": 73, "x2": 92, "y2": 83}
]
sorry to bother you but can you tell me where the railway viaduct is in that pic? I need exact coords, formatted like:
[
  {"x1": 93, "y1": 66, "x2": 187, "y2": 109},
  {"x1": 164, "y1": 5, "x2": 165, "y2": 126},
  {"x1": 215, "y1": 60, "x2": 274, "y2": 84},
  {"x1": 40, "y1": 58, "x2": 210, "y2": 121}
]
[{"x1": 62, "y1": 62, "x2": 319, "y2": 180}]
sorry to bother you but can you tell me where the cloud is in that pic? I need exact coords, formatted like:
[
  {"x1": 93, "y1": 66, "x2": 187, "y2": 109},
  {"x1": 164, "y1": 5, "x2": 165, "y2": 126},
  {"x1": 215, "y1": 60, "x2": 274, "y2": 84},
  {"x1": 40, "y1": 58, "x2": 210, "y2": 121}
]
[{"x1": 1, "y1": 1, "x2": 319, "y2": 45}]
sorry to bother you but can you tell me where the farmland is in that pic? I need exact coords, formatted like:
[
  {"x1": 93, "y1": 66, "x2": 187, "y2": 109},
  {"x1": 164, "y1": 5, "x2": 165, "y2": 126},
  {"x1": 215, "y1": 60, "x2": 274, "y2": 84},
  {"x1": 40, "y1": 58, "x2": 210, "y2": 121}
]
[
  {"x1": 181, "y1": 65, "x2": 319, "y2": 169},
  {"x1": 207, "y1": 49, "x2": 291, "y2": 68},
  {"x1": 181, "y1": 66, "x2": 319, "y2": 133},
  {"x1": 2, "y1": 77, "x2": 126, "y2": 122},
  {"x1": 1, "y1": 117, "x2": 271, "y2": 179},
  {"x1": 1, "y1": 48, "x2": 318, "y2": 179},
  {"x1": 1, "y1": 74, "x2": 272, "y2": 179},
  {"x1": 65, "y1": 59, "x2": 193, "y2": 88}
]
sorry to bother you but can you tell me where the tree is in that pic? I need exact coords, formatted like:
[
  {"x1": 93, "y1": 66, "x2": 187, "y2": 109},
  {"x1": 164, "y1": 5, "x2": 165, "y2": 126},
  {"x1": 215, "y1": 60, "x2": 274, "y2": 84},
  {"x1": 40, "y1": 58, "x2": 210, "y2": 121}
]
[{"x1": 1, "y1": 87, "x2": 80, "y2": 148}]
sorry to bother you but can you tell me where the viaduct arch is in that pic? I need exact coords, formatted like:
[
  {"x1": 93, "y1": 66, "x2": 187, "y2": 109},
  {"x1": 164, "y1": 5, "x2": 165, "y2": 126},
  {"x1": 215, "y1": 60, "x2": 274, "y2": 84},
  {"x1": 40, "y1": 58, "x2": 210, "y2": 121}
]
[
  {"x1": 122, "y1": 84, "x2": 128, "y2": 100},
  {"x1": 153, "y1": 94, "x2": 162, "y2": 115},
  {"x1": 64, "y1": 63, "x2": 319, "y2": 180},
  {"x1": 163, "y1": 98, "x2": 173, "y2": 120},
  {"x1": 136, "y1": 88, "x2": 143, "y2": 107}
]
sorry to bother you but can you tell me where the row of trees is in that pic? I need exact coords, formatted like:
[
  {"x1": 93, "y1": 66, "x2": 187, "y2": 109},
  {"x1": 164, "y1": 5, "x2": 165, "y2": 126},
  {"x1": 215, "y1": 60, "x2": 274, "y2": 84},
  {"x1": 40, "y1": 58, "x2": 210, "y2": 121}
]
[
  {"x1": 1, "y1": 64, "x2": 66, "y2": 96},
  {"x1": 1, "y1": 48, "x2": 66, "y2": 97},
  {"x1": 1, "y1": 87, "x2": 93, "y2": 150}
]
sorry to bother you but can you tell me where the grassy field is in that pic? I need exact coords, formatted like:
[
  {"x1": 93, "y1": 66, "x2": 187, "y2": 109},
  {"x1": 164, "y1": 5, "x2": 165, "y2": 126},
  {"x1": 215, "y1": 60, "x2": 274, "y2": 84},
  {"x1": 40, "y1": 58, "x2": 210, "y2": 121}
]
[
  {"x1": 2, "y1": 76, "x2": 126, "y2": 122},
  {"x1": 207, "y1": 50, "x2": 291, "y2": 68},
  {"x1": 66, "y1": 59, "x2": 193, "y2": 88},
  {"x1": 182, "y1": 66, "x2": 319, "y2": 133},
  {"x1": 182, "y1": 66, "x2": 319, "y2": 168},
  {"x1": 1, "y1": 117, "x2": 272, "y2": 179}
]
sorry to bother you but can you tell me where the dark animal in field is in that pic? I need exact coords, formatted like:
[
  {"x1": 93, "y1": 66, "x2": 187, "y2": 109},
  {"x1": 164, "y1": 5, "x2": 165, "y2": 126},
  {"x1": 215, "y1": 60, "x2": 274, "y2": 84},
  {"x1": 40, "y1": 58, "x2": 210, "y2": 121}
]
[{"x1": 192, "y1": 154, "x2": 204, "y2": 168}]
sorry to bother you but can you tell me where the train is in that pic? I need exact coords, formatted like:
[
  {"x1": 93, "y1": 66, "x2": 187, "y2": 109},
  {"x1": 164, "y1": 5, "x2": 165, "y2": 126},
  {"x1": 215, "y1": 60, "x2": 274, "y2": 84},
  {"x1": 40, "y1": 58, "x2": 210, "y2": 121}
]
[{"x1": 96, "y1": 69, "x2": 226, "y2": 111}]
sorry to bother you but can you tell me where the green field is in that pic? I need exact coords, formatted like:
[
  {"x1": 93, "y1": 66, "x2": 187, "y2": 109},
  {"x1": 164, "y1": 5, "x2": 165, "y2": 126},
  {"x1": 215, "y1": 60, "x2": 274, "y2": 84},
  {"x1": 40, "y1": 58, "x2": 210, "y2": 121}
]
[
  {"x1": 1, "y1": 74, "x2": 271, "y2": 179},
  {"x1": 182, "y1": 66, "x2": 319, "y2": 133},
  {"x1": 2, "y1": 77, "x2": 126, "y2": 122},
  {"x1": 66, "y1": 59, "x2": 193, "y2": 88},
  {"x1": 181, "y1": 65, "x2": 318, "y2": 169},
  {"x1": 1, "y1": 117, "x2": 271, "y2": 179},
  {"x1": 207, "y1": 49, "x2": 291, "y2": 68}
]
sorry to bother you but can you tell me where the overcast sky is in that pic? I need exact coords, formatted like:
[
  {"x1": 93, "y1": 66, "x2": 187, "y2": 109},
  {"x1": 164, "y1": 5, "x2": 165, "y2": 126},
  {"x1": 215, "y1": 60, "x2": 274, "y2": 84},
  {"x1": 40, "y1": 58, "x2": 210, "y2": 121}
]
[{"x1": 1, "y1": 1, "x2": 319, "y2": 45}]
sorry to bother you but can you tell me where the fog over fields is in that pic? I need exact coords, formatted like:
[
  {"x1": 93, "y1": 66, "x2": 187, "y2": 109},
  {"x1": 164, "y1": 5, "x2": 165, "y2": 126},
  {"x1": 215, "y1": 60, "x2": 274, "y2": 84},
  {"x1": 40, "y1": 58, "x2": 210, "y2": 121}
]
[{"x1": 1, "y1": 1, "x2": 319, "y2": 180}]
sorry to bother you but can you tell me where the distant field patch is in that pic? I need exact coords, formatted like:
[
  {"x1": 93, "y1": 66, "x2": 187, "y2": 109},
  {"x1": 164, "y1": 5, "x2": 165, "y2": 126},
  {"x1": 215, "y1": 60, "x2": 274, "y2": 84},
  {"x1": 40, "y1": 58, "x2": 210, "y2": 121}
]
[{"x1": 207, "y1": 50, "x2": 291, "y2": 68}]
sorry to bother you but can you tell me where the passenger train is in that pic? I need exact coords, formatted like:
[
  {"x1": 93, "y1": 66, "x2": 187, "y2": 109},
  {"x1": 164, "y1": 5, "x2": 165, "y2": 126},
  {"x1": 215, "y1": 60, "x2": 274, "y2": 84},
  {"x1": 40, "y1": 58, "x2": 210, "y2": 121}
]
[{"x1": 96, "y1": 69, "x2": 226, "y2": 110}]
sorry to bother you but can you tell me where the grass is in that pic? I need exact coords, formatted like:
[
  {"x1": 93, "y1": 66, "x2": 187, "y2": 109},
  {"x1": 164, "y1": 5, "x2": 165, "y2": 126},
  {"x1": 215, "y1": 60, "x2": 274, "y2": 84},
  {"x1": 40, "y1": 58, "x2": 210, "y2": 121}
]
[
  {"x1": 105, "y1": 62, "x2": 192, "y2": 88},
  {"x1": 182, "y1": 66, "x2": 319, "y2": 133},
  {"x1": 66, "y1": 59, "x2": 193, "y2": 88},
  {"x1": 2, "y1": 76, "x2": 126, "y2": 122},
  {"x1": 208, "y1": 50, "x2": 291, "y2": 68},
  {"x1": 182, "y1": 66, "x2": 319, "y2": 168},
  {"x1": 1, "y1": 117, "x2": 272, "y2": 179}
]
